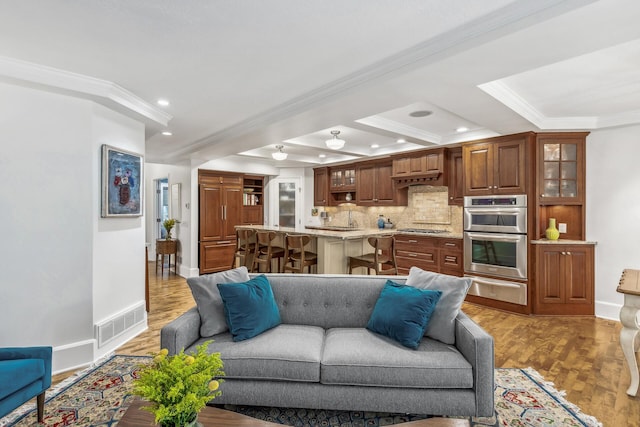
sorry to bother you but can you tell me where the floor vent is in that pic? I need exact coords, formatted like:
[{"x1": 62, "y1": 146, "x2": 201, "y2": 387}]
[{"x1": 95, "y1": 303, "x2": 146, "y2": 348}]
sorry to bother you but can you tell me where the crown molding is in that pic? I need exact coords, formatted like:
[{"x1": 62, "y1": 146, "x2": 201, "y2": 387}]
[
  {"x1": 479, "y1": 79, "x2": 640, "y2": 130},
  {"x1": 0, "y1": 56, "x2": 171, "y2": 126}
]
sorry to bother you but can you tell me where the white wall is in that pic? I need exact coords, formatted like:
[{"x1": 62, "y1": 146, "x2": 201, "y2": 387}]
[
  {"x1": 586, "y1": 124, "x2": 640, "y2": 319},
  {"x1": 0, "y1": 81, "x2": 147, "y2": 372}
]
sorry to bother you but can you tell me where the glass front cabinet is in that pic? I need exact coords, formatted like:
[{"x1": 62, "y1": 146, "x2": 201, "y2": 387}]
[{"x1": 537, "y1": 133, "x2": 588, "y2": 205}]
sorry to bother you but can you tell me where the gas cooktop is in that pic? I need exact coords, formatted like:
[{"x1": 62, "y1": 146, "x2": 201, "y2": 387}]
[{"x1": 397, "y1": 228, "x2": 450, "y2": 234}]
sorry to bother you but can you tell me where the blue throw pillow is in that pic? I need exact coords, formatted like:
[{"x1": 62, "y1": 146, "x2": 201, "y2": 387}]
[
  {"x1": 367, "y1": 280, "x2": 442, "y2": 349},
  {"x1": 217, "y1": 275, "x2": 281, "y2": 341}
]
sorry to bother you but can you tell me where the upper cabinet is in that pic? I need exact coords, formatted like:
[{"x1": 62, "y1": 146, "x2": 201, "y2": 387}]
[
  {"x1": 391, "y1": 148, "x2": 446, "y2": 187},
  {"x1": 356, "y1": 160, "x2": 407, "y2": 206},
  {"x1": 447, "y1": 146, "x2": 464, "y2": 206},
  {"x1": 463, "y1": 133, "x2": 532, "y2": 196},
  {"x1": 537, "y1": 132, "x2": 587, "y2": 205},
  {"x1": 330, "y1": 166, "x2": 356, "y2": 192},
  {"x1": 313, "y1": 167, "x2": 329, "y2": 206}
]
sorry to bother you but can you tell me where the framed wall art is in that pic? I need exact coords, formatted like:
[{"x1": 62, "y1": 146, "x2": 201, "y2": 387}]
[{"x1": 101, "y1": 144, "x2": 144, "y2": 217}]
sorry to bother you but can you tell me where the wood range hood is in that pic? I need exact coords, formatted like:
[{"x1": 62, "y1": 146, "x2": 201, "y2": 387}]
[
  {"x1": 392, "y1": 170, "x2": 442, "y2": 188},
  {"x1": 390, "y1": 147, "x2": 446, "y2": 188}
]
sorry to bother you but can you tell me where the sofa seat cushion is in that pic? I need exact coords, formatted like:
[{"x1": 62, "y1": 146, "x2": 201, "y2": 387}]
[
  {"x1": 191, "y1": 324, "x2": 325, "y2": 383},
  {"x1": 321, "y1": 328, "x2": 473, "y2": 389},
  {"x1": 0, "y1": 359, "x2": 45, "y2": 400}
]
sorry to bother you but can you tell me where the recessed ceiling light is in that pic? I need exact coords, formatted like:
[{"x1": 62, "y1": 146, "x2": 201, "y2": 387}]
[
  {"x1": 157, "y1": 99, "x2": 170, "y2": 107},
  {"x1": 162, "y1": 131, "x2": 173, "y2": 136},
  {"x1": 396, "y1": 138, "x2": 406, "y2": 144},
  {"x1": 409, "y1": 110, "x2": 432, "y2": 118},
  {"x1": 371, "y1": 144, "x2": 379, "y2": 148},
  {"x1": 456, "y1": 127, "x2": 469, "y2": 133},
  {"x1": 319, "y1": 154, "x2": 326, "y2": 158}
]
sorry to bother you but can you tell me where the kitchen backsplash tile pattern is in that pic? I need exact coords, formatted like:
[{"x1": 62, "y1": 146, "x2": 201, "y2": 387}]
[{"x1": 321, "y1": 186, "x2": 463, "y2": 233}]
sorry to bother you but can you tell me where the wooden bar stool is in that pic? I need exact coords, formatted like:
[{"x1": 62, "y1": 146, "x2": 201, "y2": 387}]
[
  {"x1": 348, "y1": 236, "x2": 397, "y2": 275},
  {"x1": 251, "y1": 231, "x2": 285, "y2": 273},
  {"x1": 283, "y1": 234, "x2": 318, "y2": 274},
  {"x1": 233, "y1": 229, "x2": 256, "y2": 270}
]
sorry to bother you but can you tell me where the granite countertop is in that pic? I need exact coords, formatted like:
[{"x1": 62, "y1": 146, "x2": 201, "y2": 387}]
[
  {"x1": 236, "y1": 225, "x2": 462, "y2": 240},
  {"x1": 531, "y1": 239, "x2": 597, "y2": 245}
]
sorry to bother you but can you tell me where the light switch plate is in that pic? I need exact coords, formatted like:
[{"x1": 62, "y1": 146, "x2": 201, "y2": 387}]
[{"x1": 559, "y1": 223, "x2": 567, "y2": 233}]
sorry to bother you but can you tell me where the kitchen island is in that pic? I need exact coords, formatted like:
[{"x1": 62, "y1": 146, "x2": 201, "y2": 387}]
[{"x1": 235, "y1": 225, "x2": 395, "y2": 274}]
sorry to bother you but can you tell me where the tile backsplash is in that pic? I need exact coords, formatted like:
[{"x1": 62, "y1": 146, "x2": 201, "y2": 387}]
[{"x1": 321, "y1": 186, "x2": 463, "y2": 233}]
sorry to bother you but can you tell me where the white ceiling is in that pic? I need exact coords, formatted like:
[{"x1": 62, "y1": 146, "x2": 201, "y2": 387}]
[{"x1": 1, "y1": 0, "x2": 639, "y2": 167}]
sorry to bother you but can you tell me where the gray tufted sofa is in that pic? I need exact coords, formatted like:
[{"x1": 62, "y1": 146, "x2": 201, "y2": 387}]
[{"x1": 160, "y1": 273, "x2": 494, "y2": 417}]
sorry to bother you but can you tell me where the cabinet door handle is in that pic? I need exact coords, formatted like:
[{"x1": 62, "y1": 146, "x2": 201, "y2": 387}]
[
  {"x1": 561, "y1": 251, "x2": 566, "y2": 255},
  {"x1": 444, "y1": 242, "x2": 456, "y2": 247},
  {"x1": 567, "y1": 251, "x2": 572, "y2": 256},
  {"x1": 408, "y1": 239, "x2": 418, "y2": 243},
  {"x1": 408, "y1": 253, "x2": 418, "y2": 257},
  {"x1": 217, "y1": 240, "x2": 232, "y2": 245}
]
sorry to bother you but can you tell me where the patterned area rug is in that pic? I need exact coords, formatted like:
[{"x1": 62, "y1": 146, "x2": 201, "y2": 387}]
[{"x1": 0, "y1": 354, "x2": 602, "y2": 427}]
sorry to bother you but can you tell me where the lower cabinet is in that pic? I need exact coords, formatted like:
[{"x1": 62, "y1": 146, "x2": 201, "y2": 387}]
[
  {"x1": 199, "y1": 240, "x2": 236, "y2": 274},
  {"x1": 395, "y1": 234, "x2": 463, "y2": 276},
  {"x1": 534, "y1": 243, "x2": 595, "y2": 315}
]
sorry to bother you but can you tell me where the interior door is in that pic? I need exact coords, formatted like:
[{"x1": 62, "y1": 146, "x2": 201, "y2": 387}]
[{"x1": 269, "y1": 177, "x2": 301, "y2": 228}]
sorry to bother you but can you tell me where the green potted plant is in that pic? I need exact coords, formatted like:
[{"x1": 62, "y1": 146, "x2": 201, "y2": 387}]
[
  {"x1": 163, "y1": 218, "x2": 179, "y2": 240},
  {"x1": 133, "y1": 341, "x2": 224, "y2": 427}
]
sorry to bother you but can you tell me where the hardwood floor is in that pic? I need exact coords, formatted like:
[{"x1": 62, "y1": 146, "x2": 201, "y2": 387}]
[{"x1": 59, "y1": 265, "x2": 639, "y2": 426}]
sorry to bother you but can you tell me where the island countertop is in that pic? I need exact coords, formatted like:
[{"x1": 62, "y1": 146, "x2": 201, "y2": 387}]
[{"x1": 235, "y1": 225, "x2": 395, "y2": 240}]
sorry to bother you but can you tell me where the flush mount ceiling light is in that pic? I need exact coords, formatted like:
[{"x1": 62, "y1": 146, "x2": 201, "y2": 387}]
[
  {"x1": 272, "y1": 145, "x2": 288, "y2": 161},
  {"x1": 325, "y1": 130, "x2": 345, "y2": 150},
  {"x1": 409, "y1": 110, "x2": 432, "y2": 117}
]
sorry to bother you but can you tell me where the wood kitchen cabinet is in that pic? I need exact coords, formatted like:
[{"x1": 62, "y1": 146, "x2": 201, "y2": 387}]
[
  {"x1": 391, "y1": 148, "x2": 446, "y2": 187},
  {"x1": 313, "y1": 167, "x2": 329, "y2": 206},
  {"x1": 241, "y1": 175, "x2": 263, "y2": 225},
  {"x1": 330, "y1": 166, "x2": 356, "y2": 192},
  {"x1": 447, "y1": 146, "x2": 464, "y2": 206},
  {"x1": 356, "y1": 160, "x2": 407, "y2": 206},
  {"x1": 463, "y1": 133, "x2": 531, "y2": 196},
  {"x1": 537, "y1": 132, "x2": 587, "y2": 205},
  {"x1": 534, "y1": 243, "x2": 594, "y2": 315},
  {"x1": 395, "y1": 234, "x2": 463, "y2": 276},
  {"x1": 198, "y1": 171, "x2": 243, "y2": 274}
]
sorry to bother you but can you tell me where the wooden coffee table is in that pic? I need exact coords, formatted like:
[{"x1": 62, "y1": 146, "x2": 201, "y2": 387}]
[{"x1": 118, "y1": 400, "x2": 469, "y2": 427}]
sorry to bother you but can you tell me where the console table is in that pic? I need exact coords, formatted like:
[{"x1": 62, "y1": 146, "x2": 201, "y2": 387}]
[
  {"x1": 156, "y1": 239, "x2": 178, "y2": 276},
  {"x1": 617, "y1": 268, "x2": 640, "y2": 396}
]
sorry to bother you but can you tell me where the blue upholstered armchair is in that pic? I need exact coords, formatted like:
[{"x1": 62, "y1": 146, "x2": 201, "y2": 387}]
[{"x1": 0, "y1": 347, "x2": 52, "y2": 423}]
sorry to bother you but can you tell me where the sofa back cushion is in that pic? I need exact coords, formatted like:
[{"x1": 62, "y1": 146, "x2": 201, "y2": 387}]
[{"x1": 253, "y1": 274, "x2": 406, "y2": 329}]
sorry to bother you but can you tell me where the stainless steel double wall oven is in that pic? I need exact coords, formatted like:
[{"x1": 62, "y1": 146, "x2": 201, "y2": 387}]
[{"x1": 463, "y1": 195, "x2": 528, "y2": 306}]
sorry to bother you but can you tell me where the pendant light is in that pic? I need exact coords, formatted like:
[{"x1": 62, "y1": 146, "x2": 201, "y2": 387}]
[
  {"x1": 272, "y1": 145, "x2": 288, "y2": 161},
  {"x1": 325, "y1": 130, "x2": 345, "y2": 150}
]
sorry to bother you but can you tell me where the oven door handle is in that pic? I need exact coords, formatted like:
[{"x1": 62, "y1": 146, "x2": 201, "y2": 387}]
[
  {"x1": 465, "y1": 232, "x2": 524, "y2": 243},
  {"x1": 468, "y1": 276, "x2": 523, "y2": 289},
  {"x1": 466, "y1": 208, "x2": 523, "y2": 215}
]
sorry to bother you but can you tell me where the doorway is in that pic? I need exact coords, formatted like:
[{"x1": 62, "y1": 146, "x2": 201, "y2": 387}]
[{"x1": 155, "y1": 178, "x2": 169, "y2": 239}]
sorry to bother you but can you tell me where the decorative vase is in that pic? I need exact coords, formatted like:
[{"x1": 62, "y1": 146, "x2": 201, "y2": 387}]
[
  {"x1": 377, "y1": 215, "x2": 385, "y2": 229},
  {"x1": 545, "y1": 218, "x2": 560, "y2": 240}
]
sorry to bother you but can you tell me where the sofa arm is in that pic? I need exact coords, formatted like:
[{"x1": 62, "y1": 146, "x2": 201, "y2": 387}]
[
  {"x1": 160, "y1": 307, "x2": 202, "y2": 355},
  {"x1": 455, "y1": 312, "x2": 494, "y2": 417},
  {"x1": 0, "y1": 347, "x2": 52, "y2": 389}
]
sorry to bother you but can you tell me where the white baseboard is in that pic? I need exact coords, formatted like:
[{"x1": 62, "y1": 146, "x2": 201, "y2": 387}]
[
  {"x1": 595, "y1": 300, "x2": 622, "y2": 321},
  {"x1": 180, "y1": 264, "x2": 200, "y2": 278},
  {"x1": 52, "y1": 339, "x2": 95, "y2": 375}
]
